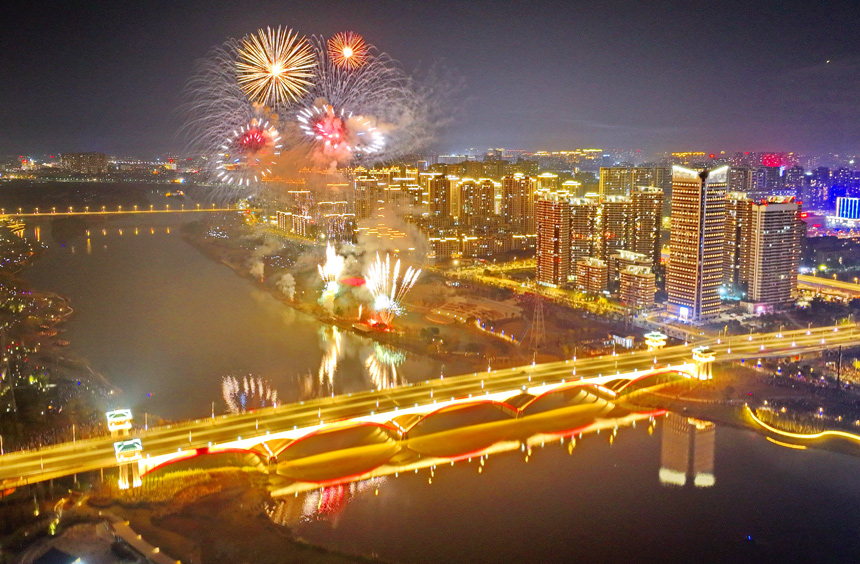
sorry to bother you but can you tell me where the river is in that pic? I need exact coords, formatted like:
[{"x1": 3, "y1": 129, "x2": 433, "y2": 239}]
[
  {"x1": 287, "y1": 415, "x2": 860, "y2": 563},
  {"x1": 22, "y1": 214, "x2": 440, "y2": 421}
]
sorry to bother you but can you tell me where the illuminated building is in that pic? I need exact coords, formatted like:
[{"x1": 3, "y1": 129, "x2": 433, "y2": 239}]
[
  {"x1": 808, "y1": 167, "x2": 830, "y2": 209},
  {"x1": 502, "y1": 173, "x2": 536, "y2": 233},
  {"x1": 536, "y1": 196, "x2": 572, "y2": 287},
  {"x1": 458, "y1": 178, "x2": 498, "y2": 226},
  {"x1": 62, "y1": 152, "x2": 108, "y2": 174},
  {"x1": 728, "y1": 166, "x2": 755, "y2": 194},
  {"x1": 575, "y1": 257, "x2": 608, "y2": 294},
  {"x1": 536, "y1": 172, "x2": 559, "y2": 192},
  {"x1": 836, "y1": 197, "x2": 860, "y2": 219},
  {"x1": 429, "y1": 236, "x2": 461, "y2": 259},
  {"x1": 660, "y1": 413, "x2": 715, "y2": 488},
  {"x1": 667, "y1": 166, "x2": 728, "y2": 322},
  {"x1": 723, "y1": 192, "x2": 750, "y2": 292},
  {"x1": 741, "y1": 196, "x2": 801, "y2": 311},
  {"x1": 608, "y1": 250, "x2": 650, "y2": 292},
  {"x1": 429, "y1": 173, "x2": 453, "y2": 218},
  {"x1": 276, "y1": 210, "x2": 292, "y2": 231},
  {"x1": 598, "y1": 196, "x2": 632, "y2": 260},
  {"x1": 570, "y1": 195, "x2": 600, "y2": 266},
  {"x1": 619, "y1": 265, "x2": 655, "y2": 311},
  {"x1": 354, "y1": 176, "x2": 384, "y2": 220},
  {"x1": 599, "y1": 167, "x2": 631, "y2": 198},
  {"x1": 630, "y1": 187, "x2": 663, "y2": 269}
]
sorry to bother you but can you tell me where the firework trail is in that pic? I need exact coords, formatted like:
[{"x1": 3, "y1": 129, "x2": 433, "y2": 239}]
[
  {"x1": 222, "y1": 373, "x2": 280, "y2": 414},
  {"x1": 317, "y1": 242, "x2": 345, "y2": 300},
  {"x1": 365, "y1": 343, "x2": 407, "y2": 389},
  {"x1": 237, "y1": 26, "x2": 316, "y2": 108},
  {"x1": 365, "y1": 252, "x2": 421, "y2": 327}
]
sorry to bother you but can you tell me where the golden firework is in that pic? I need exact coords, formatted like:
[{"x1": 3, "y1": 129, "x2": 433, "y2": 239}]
[
  {"x1": 327, "y1": 31, "x2": 369, "y2": 70},
  {"x1": 237, "y1": 26, "x2": 316, "y2": 107}
]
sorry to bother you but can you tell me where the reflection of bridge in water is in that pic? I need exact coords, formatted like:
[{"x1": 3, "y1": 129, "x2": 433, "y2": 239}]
[{"x1": 0, "y1": 323, "x2": 857, "y2": 491}]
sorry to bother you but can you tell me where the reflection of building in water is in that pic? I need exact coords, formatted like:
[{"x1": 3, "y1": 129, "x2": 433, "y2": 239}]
[{"x1": 659, "y1": 413, "x2": 715, "y2": 488}]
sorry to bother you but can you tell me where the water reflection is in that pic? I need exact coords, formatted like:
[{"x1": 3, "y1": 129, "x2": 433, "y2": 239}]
[
  {"x1": 266, "y1": 409, "x2": 717, "y2": 529},
  {"x1": 222, "y1": 373, "x2": 281, "y2": 414},
  {"x1": 659, "y1": 412, "x2": 716, "y2": 488},
  {"x1": 266, "y1": 478, "x2": 386, "y2": 527},
  {"x1": 365, "y1": 343, "x2": 406, "y2": 390}
]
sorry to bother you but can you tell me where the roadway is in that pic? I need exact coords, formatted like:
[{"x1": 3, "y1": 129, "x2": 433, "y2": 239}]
[
  {"x1": 1, "y1": 206, "x2": 258, "y2": 217},
  {"x1": 799, "y1": 274, "x2": 860, "y2": 298},
  {"x1": 1, "y1": 323, "x2": 857, "y2": 488}
]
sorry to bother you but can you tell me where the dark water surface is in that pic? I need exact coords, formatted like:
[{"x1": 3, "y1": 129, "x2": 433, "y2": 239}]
[
  {"x1": 291, "y1": 420, "x2": 860, "y2": 564},
  {"x1": 23, "y1": 215, "x2": 439, "y2": 420}
]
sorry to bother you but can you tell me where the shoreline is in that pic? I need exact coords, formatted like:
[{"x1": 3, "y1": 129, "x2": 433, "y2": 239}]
[{"x1": 180, "y1": 220, "x2": 499, "y2": 376}]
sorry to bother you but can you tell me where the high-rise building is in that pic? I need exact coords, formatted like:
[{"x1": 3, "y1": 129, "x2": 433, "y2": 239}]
[
  {"x1": 599, "y1": 167, "x2": 632, "y2": 198},
  {"x1": 598, "y1": 196, "x2": 632, "y2": 260},
  {"x1": 667, "y1": 166, "x2": 728, "y2": 322},
  {"x1": 576, "y1": 257, "x2": 608, "y2": 294},
  {"x1": 723, "y1": 192, "x2": 751, "y2": 291},
  {"x1": 570, "y1": 195, "x2": 600, "y2": 267},
  {"x1": 458, "y1": 178, "x2": 497, "y2": 225},
  {"x1": 729, "y1": 166, "x2": 755, "y2": 194},
  {"x1": 630, "y1": 187, "x2": 663, "y2": 269},
  {"x1": 536, "y1": 196, "x2": 572, "y2": 287},
  {"x1": 428, "y1": 173, "x2": 452, "y2": 218},
  {"x1": 620, "y1": 265, "x2": 656, "y2": 311},
  {"x1": 353, "y1": 176, "x2": 384, "y2": 220},
  {"x1": 741, "y1": 196, "x2": 801, "y2": 310},
  {"x1": 502, "y1": 173, "x2": 536, "y2": 233}
]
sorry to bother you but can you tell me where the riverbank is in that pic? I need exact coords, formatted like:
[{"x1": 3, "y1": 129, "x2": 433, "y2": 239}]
[{"x1": 179, "y1": 215, "x2": 524, "y2": 376}]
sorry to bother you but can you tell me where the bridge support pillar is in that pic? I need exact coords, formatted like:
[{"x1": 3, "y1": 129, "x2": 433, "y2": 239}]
[{"x1": 691, "y1": 346, "x2": 715, "y2": 381}]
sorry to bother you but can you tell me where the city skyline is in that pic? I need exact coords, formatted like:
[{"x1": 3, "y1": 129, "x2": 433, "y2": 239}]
[{"x1": 2, "y1": 0, "x2": 859, "y2": 156}]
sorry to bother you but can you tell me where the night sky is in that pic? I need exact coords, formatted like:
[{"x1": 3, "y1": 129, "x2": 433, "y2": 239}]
[{"x1": 2, "y1": 0, "x2": 858, "y2": 157}]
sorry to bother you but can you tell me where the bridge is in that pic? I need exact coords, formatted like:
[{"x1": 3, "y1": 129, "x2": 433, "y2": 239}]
[
  {"x1": 0, "y1": 324, "x2": 856, "y2": 490},
  {"x1": 0, "y1": 204, "x2": 259, "y2": 217}
]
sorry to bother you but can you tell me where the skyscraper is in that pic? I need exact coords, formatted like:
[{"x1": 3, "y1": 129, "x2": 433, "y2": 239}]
[
  {"x1": 428, "y1": 173, "x2": 452, "y2": 218},
  {"x1": 599, "y1": 167, "x2": 632, "y2": 198},
  {"x1": 723, "y1": 191, "x2": 750, "y2": 292},
  {"x1": 667, "y1": 166, "x2": 728, "y2": 322},
  {"x1": 598, "y1": 196, "x2": 632, "y2": 260},
  {"x1": 502, "y1": 173, "x2": 536, "y2": 233},
  {"x1": 741, "y1": 196, "x2": 801, "y2": 310},
  {"x1": 458, "y1": 178, "x2": 497, "y2": 225},
  {"x1": 570, "y1": 195, "x2": 600, "y2": 267},
  {"x1": 536, "y1": 196, "x2": 572, "y2": 287},
  {"x1": 630, "y1": 187, "x2": 664, "y2": 269}
]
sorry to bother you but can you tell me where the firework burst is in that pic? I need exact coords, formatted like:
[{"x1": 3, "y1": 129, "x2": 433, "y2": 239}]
[
  {"x1": 222, "y1": 373, "x2": 280, "y2": 414},
  {"x1": 327, "y1": 32, "x2": 369, "y2": 70},
  {"x1": 298, "y1": 103, "x2": 384, "y2": 160},
  {"x1": 365, "y1": 252, "x2": 421, "y2": 327},
  {"x1": 237, "y1": 26, "x2": 316, "y2": 108},
  {"x1": 215, "y1": 117, "x2": 282, "y2": 186}
]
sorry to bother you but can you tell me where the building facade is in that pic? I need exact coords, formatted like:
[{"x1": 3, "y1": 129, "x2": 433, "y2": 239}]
[{"x1": 667, "y1": 166, "x2": 728, "y2": 322}]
